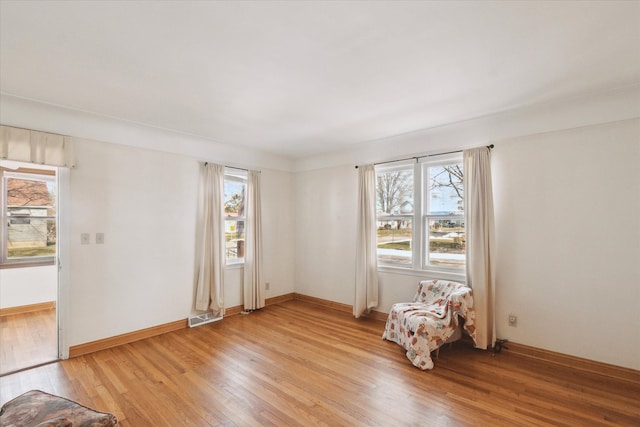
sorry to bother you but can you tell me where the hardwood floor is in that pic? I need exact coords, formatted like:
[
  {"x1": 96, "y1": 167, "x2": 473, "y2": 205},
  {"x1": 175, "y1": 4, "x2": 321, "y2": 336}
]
[
  {"x1": 0, "y1": 307, "x2": 57, "y2": 375},
  {"x1": 1, "y1": 300, "x2": 638, "y2": 426}
]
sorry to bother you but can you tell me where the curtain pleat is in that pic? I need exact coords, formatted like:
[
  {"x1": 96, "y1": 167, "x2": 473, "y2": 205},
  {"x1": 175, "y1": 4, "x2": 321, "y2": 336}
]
[
  {"x1": 1, "y1": 125, "x2": 76, "y2": 168},
  {"x1": 195, "y1": 163, "x2": 225, "y2": 316},
  {"x1": 354, "y1": 164, "x2": 379, "y2": 318},
  {"x1": 464, "y1": 147, "x2": 496, "y2": 350},
  {"x1": 243, "y1": 170, "x2": 264, "y2": 311}
]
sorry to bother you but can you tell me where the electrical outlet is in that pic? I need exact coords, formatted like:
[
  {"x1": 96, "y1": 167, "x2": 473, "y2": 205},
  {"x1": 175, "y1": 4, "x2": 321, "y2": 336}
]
[
  {"x1": 508, "y1": 314, "x2": 517, "y2": 327},
  {"x1": 265, "y1": 282, "x2": 270, "y2": 290},
  {"x1": 81, "y1": 233, "x2": 90, "y2": 245}
]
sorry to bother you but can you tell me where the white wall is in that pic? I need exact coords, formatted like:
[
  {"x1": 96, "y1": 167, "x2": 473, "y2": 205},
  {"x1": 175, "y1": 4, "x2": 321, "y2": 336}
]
[
  {"x1": 293, "y1": 160, "x2": 462, "y2": 309},
  {"x1": 492, "y1": 119, "x2": 640, "y2": 370},
  {"x1": 66, "y1": 138, "x2": 295, "y2": 347},
  {"x1": 223, "y1": 168, "x2": 297, "y2": 307},
  {"x1": 261, "y1": 169, "x2": 296, "y2": 299},
  {"x1": 293, "y1": 166, "x2": 467, "y2": 312},
  {"x1": 293, "y1": 118, "x2": 639, "y2": 370},
  {"x1": 294, "y1": 165, "x2": 357, "y2": 304},
  {"x1": 0, "y1": 265, "x2": 57, "y2": 308},
  {"x1": 68, "y1": 139, "x2": 199, "y2": 346},
  {"x1": 0, "y1": 97, "x2": 296, "y2": 350}
]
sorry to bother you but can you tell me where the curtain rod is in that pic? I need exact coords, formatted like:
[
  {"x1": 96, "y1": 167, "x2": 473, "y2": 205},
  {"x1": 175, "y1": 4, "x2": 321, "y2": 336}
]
[
  {"x1": 354, "y1": 144, "x2": 494, "y2": 169},
  {"x1": 204, "y1": 162, "x2": 247, "y2": 171},
  {"x1": 204, "y1": 162, "x2": 261, "y2": 173}
]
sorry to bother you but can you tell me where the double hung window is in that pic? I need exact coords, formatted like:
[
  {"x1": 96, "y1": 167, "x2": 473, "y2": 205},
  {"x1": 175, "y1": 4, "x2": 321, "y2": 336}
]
[
  {"x1": 375, "y1": 165, "x2": 414, "y2": 266},
  {"x1": 375, "y1": 153, "x2": 465, "y2": 272},
  {"x1": 223, "y1": 168, "x2": 247, "y2": 265}
]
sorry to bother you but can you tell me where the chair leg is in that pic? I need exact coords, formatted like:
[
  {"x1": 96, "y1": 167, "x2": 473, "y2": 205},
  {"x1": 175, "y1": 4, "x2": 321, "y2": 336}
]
[{"x1": 435, "y1": 347, "x2": 440, "y2": 359}]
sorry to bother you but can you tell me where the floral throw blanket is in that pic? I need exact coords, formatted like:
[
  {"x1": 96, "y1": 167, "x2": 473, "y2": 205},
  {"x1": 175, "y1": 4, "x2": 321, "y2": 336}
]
[
  {"x1": 0, "y1": 389, "x2": 118, "y2": 427},
  {"x1": 382, "y1": 280, "x2": 477, "y2": 370}
]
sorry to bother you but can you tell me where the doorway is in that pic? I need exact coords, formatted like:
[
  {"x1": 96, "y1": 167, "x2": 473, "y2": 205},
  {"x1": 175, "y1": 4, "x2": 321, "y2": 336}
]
[{"x1": 0, "y1": 160, "x2": 59, "y2": 375}]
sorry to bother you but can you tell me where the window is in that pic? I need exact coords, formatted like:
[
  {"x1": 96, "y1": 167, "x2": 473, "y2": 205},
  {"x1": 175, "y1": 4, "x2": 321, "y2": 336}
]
[
  {"x1": 424, "y1": 160, "x2": 465, "y2": 269},
  {"x1": 375, "y1": 154, "x2": 465, "y2": 272},
  {"x1": 1, "y1": 162, "x2": 57, "y2": 268},
  {"x1": 376, "y1": 165, "x2": 414, "y2": 266},
  {"x1": 224, "y1": 168, "x2": 247, "y2": 264}
]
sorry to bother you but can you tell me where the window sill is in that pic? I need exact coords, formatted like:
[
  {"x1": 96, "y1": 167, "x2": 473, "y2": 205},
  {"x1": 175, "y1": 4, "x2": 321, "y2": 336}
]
[
  {"x1": 226, "y1": 262, "x2": 244, "y2": 270},
  {"x1": 0, "y1": 259, "x2": 56, "y2": 270},
  {"x1": 377, "y1": 265, "x2": 466, "y2": 283}
]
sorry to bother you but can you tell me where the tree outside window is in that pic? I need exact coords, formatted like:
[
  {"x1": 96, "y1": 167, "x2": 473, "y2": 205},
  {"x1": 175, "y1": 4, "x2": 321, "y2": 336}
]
[
  {"x1": 425, "y1": 162, "x2": 465, "y2": 269},
  {"x1": 376, "y1": 167, "x2": 413, "y2": 266},
  {"x1": 375, "y1": 156, "x2": 465, "y2": 271}
]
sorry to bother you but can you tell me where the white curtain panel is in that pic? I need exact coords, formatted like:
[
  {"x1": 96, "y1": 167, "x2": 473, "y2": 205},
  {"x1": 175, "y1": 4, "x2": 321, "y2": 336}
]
[
  {"x1": 464, "y1": 147, "x2": 496, "y2": 350},
  {"x1": 243, "y1": 170, "x2": 265, "y2": 311},
  {"x1": 195, "y1": 163, "x2": 226, "y2": 316},
  {"x1": 354, "y1": 164, "x2": 379, "y2": 318},
  {"x1": 1, "y1": 125, "x2": 76, "y2": 168}
]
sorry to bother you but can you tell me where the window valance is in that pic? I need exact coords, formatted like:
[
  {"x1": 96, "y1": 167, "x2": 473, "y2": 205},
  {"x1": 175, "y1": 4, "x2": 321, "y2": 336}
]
[{"x1": 1, "y1": 125, "x2": 76, "y2": 168}]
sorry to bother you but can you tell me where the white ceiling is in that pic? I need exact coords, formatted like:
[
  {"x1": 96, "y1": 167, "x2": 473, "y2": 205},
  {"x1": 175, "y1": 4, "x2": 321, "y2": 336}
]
[{"x1": 1, "y1": 1, "x2": 639, "y2": 159}]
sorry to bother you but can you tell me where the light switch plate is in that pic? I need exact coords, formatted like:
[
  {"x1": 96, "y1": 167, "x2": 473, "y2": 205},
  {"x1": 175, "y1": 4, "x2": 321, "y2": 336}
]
[
  {"x1": 96, "y1": 233, "x2": 105, "y2": 244},
  {"x1": 81, "y1": 233, "x2": 90, "y2": 244}
]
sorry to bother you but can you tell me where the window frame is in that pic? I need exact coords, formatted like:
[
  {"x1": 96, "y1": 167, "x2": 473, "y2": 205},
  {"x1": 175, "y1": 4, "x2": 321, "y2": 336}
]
[
  {"x1": 223, "y1": 168, "x2": 247, "y2": 266},
  {"x1": 1, "y1": 164, "x2": 58, "y2": 269},
  {"x1": 375, "y1": 161, "x2": 417, "y2": 268},
  {"x1": 375, "y1": 153, "x2": 465, "y2": 276},
  {"x1": 421, "y1": 154, "x2": 465, "y2": 272}
]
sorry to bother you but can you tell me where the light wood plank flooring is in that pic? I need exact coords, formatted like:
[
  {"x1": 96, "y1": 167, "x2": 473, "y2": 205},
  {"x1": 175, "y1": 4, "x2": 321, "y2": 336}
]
[
  {"x1": 1, "y1": 300, "x2": 638, "y2": 426},
  {"x1": 0, "y1": 308, "x2": 57, "y2": 375}
]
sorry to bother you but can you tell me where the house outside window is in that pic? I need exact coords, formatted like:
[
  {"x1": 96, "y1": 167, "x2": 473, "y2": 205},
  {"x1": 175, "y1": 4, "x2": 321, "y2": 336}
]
[
  {"x1": 376, "y1": 165, "x2": 414, "y2": 266},
  {"x1": 224, "y1": 168, "x2": 247, "y2": 265},
  {"x1": 1, "y1": 163, "x2": 57, "y2": 268},
  {"x1": 375, "y1": 153, "x2": 465, "y2": 272}
]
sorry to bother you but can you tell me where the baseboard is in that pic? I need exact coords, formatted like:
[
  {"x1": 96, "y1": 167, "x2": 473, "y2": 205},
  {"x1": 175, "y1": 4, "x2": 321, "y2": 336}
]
[
  {"x1": 267, "y1": 292, "x2": 295, "y2": 305},
  {"x1": 69, "y1": 293, "x2": 297, "y2": 358},
  {"x1": 224, "y1": 305, "x2": 243, "y2": 317},
  {"x1": 69, "y1": 319, "x2": 187, "y2": 358},
  {"x1": 292, "y1": 293, "x2": 352, "y2": 314},
  {"x1": 0, "y1": 301, "x2": 56, "y2": 317},
  {"x1": 505, "y1": 341, "x2": 640, "y2": 385},
  {"x1": 224, "y1": 293, "x2": 295, "y2": 317},
  {"x1": 369, "y1": 309, "x2": 389, "y2": 322},
  {"x1": 292, "y1": 293, "x2": 388, "y2": 321}
]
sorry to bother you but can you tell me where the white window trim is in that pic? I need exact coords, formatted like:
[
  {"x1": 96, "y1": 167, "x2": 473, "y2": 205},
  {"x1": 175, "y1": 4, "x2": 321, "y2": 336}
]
[
  {"x1": 420, "y1": 153, "x2": 464, "y2": 273},
  {"x1": 224, "y1": 168, "x2": 247, "y2": 267},
  {"x1": 0, "y1": 164, "x2": 58, "y2": 269},
  {"x1": 375, "y1": 153, "x2": 465, "y2": 274},
  {"x1": 378, "y1": 264, "x2": 466, "y2": 283},
  {"x1": 375, "y1": 160, "x2": 417, "y2": 269}
]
